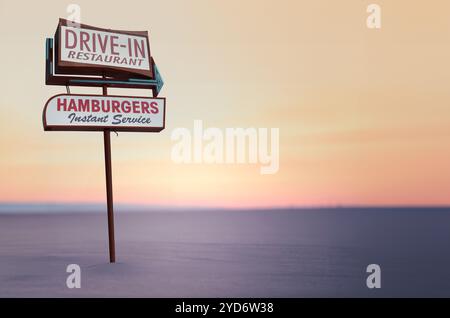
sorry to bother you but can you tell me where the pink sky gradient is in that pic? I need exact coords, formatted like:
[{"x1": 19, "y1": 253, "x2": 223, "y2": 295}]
[{"x1": 1, "y1": 0, "x2": 450, "y2": 207}]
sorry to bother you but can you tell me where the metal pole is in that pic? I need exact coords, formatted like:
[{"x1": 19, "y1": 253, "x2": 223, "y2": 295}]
[{"x1": 102, "y1": 83, "x2": 116, "y2": 263}]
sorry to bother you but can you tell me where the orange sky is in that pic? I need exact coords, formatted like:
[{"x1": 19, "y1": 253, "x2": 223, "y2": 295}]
[{"x1": 1, "y1": 0, "x2": 450, "y2": 207}]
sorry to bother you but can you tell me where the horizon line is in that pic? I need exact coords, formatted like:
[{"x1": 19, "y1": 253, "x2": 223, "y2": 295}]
[{"x1": 0, "y1": 201, "x2": 450, "y2": 214}]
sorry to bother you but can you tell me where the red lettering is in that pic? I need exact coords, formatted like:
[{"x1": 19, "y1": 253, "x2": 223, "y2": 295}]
[
  {"x1": 92, "y1": 100, "x2": 100, "y2": 112},
  {"x1": 65, "y1": 29, "x2": 77, "y2": 49},
  {"x1": 141, "y1": 101, "x2": 150, "y2": 114},
  {"x1": 68, "y1": 99, "x2": 77, "y2": 112},
  {"x1": 150, "y1": 101, "x2": 159, "y2": 114},
  {"x1": 111, "y1": 100, "x2": 120, "y2": 113},
  {"x1": 57, "y1": 98, "x2": 67, "y2": 111},
  {"x1": 128, "y1": 38, "x2": 132, "y2": 56},
  {"x1": 92, "y1": 34, "x2": 96, "y2": 52},
  {"x1": 132, "y1": 101, "x2": 140, "y2": 113},
  {"x1": 80, "y1": 31, "x2": 91, "y2": 51},
  {"x1": 110, "y1": 36, "x2": 119, "y2": 55},
  {"x1": 122, "y1": 101, "x2": 131, "y2": 113},
  {"x1": 78, "y1": 99, "x2": 89, "y2": 112},
  {"x1": 134, "y1": 39, "x2": 146, "y2": 58},
  {"x1": 97, "y1": 34, "x2": 108, "y2": 53},
  {"x1": 101, "y1": 100, "x2": 110, "y2": 113}
]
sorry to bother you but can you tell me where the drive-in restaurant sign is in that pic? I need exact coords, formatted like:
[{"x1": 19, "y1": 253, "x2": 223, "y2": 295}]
[
  {"x1": 55, "y1": 18, "x2": 153, "y2": 78},
  {"x1": 44, "y1": 19, "x2": 166, "y2": 263}
]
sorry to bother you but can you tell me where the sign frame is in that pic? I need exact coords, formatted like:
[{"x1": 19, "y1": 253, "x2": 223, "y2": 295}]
[
  {"x1": 46, "y1": 38, "x2": 164, "y2": 96},
  {"x1": 54, "y1": 18, "x2": 154, "y2": 79},
  {"x1": 43, "y1": 93, "x2": 166, "y2": 133}
]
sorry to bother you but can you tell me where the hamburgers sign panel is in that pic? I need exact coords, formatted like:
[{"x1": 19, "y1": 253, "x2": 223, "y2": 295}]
[
  {"x1": 43, "y1": 94, "x2": 165, "y2": 132},
  {"x1": 55, "y1": 19, "x2": 153, "y2": 78}
]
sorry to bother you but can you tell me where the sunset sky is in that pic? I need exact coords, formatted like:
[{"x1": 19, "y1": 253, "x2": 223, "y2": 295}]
[{"x1": 0, "y1": 0, "x2": 450, "y2": 208}]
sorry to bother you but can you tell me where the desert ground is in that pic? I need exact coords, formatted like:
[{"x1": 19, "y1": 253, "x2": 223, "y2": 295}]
[{"x1": 1, "y1": 208, "x2": 449, "y2": 297}]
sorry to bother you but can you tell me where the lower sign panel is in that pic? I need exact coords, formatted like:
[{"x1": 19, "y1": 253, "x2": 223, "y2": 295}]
[{"x1": 43, "y1": 94, "x2": 166, "y2": 132}]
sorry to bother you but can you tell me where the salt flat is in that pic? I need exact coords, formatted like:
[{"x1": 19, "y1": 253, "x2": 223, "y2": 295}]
[{"x1": 0, "y1": 208, "x2": 449, "y2": 297}]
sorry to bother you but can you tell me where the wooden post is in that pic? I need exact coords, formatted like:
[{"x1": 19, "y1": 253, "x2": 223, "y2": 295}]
[{"x1": 102, "y1": 83, "x2": 116, "y2": 263}]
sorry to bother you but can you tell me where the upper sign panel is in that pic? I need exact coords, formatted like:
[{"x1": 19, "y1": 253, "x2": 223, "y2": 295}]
[{"x1": 54, "y1": 19, "x2": 153, "y2": 79}]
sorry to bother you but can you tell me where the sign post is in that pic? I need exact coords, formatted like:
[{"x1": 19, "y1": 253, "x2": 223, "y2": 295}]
[
  {"x1": 44, "y1": 19, "x2": 165, "y2": 263},
  {"x1": 102, "y1": 83, "x2": 116, "y2": 263}
]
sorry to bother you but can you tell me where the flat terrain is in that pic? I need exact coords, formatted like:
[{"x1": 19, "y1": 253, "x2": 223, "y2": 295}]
[{"x1": 0, "y1": 208, "x2": 449, "y2": 297}]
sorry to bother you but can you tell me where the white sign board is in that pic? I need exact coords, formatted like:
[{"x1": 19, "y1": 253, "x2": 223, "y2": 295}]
[
  {"x1": 55, "y1": 19, "x2": 153, "y2": 78},
  {"x1": 43, "y1": 94, "x2": 165, "y2": 132},
  {"x1": 60, "y1": 26, "x2": 150, "y2": 71}
]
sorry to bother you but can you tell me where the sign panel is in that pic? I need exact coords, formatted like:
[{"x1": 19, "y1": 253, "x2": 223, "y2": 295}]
[
  {"x1": 43, "y1": 94, "x2": 165, "y2": 132},
  {"x1": 55, "y1": 19, "x2": 153, "y2": 79}
]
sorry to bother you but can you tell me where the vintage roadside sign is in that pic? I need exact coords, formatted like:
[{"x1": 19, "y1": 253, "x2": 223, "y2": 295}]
[
  {"x1": 43, "y1": 94, "x2": 165, "y2": 132},
  {"x1": 46, "y1": 38, "x2": 164, "y2": 95},
  {"x1": 54, "y1": 19, "x2": 153, "y2": 79},
  {"x1": 44, "y1": 19, "x2": 166, "y2": 263}
]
